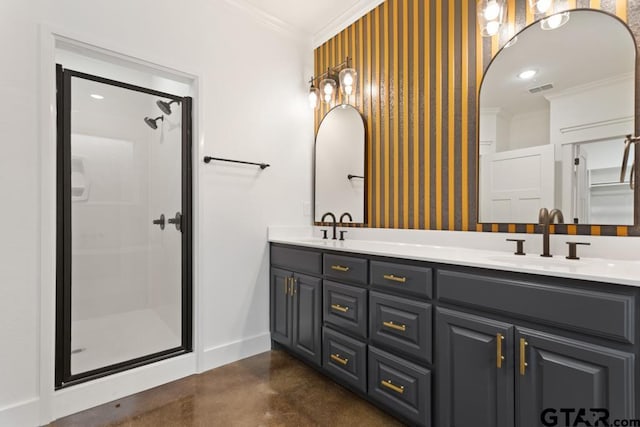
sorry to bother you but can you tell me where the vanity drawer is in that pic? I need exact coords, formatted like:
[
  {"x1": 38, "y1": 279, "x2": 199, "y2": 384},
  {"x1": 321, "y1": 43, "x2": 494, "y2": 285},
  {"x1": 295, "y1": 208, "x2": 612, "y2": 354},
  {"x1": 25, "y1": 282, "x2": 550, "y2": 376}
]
[
  {"x1": 368, "y1": 346, "x2": 431, "y2": 427},
  {"x1": 270, "y1": 245, "x2": 321, "y2": 275},
  {"x1": 323, "y1": 281, "x2": 367, "y2": 339},
  {"x1": 323, "y1": 254, "x2": 368, "y2": 285},
  {"x1": 370, "y1": 261, "x2": 432, "y2": 299},
  {"x1": 369, "y1": 291, "x2": 432, "y2": 364},
  {"x1": 437, "y1": 270, "x2": 636, "y2": 343},
  {"x1": 322, "y1": 327, "x2": 367, "y2": 393}
]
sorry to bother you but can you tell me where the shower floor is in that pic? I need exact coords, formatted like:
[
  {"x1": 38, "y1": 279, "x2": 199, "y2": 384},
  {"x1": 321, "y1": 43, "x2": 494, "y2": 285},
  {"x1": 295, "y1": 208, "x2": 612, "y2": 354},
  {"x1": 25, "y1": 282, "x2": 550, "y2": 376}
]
[{"x1": 71, "y1": 308, "x2": 180, "y2": 375}]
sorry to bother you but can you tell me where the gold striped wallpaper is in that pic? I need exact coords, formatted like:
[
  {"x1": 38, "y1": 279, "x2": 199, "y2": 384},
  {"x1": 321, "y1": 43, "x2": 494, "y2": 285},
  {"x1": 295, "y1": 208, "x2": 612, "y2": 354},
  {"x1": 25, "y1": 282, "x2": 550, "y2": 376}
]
[{"x1": 314, "y1": 0, "x2": 640, "y2": 236}]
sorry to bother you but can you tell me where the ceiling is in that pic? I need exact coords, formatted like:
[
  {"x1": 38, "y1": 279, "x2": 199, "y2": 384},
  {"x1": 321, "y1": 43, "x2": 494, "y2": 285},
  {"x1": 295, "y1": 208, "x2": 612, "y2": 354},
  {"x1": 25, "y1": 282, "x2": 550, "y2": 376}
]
[
  {"x1": 239, "y1": 0, "x2": 363, "y2": 38},
  {"x1": 481, "y1": 10, "x2": 635, "y2": 116}
]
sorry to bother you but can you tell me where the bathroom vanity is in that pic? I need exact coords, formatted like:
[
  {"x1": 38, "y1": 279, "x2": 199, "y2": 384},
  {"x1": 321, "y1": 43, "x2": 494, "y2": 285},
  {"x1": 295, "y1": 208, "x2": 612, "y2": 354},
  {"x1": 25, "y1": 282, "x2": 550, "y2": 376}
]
[{"x1": 268, "y1": 236, "x2": 639, "y2": 427}]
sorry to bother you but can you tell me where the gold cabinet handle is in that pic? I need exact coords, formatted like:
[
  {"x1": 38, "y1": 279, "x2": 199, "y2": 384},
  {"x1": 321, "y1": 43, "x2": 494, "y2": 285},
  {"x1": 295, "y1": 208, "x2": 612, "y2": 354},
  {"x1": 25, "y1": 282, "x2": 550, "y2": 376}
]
[
  {"x1": 331, "y1": 304, "x2": 349, "y2": 313},
  {"x1": 330, "y1": 354, "x2": 349, "y2": 365},
  {"x1": 520, "y1": 338, "x2": 528, "y2": 376},
  {"x1": 331, "y1": 265, "x2": 350, "y2": 272},
  {"x1": 382, "y1": 321, "x2": 407, "y2": 332},
  {"x1": 497, "y1": 333, "x2": 504, "y2": 369},
  {"x1": 284, "y1": 277, "x2": 290, "y2": 295},
  {"x1": 288, "y1": 277, "x2": 293, "y2": 296},
  {"x1": 293, "y1": 278, "x2": 296, "y2": 295},
  {"x1": 381, "y1": 379, "x2": 404, "y2": 394},
  {"x1": 383, "y1": 274, "x2": 407, "y2": 283}
]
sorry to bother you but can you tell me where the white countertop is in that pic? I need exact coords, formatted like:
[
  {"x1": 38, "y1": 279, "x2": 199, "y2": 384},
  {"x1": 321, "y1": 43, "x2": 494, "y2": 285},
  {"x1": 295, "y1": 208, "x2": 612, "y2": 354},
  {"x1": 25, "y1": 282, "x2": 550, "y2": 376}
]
[{"x1": 268, "y1": 227, "x2": 640, "y2": 288}]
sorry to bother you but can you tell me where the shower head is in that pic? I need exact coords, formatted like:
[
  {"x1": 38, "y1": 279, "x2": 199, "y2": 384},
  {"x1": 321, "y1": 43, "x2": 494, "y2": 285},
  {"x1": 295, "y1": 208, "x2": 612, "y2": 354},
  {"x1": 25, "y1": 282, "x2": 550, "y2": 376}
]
[
  {"x1": 156, "y1": 99, "x2": 180, "y2": 115},
  {"x1": 144, "y1": 115, "x2": 164, "y2": 129}
]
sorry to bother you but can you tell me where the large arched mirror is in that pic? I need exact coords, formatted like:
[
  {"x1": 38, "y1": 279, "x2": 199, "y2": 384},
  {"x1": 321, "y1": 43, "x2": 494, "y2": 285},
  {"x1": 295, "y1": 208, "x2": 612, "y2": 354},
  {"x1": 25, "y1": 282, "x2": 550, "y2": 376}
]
[
  {"x1": 314, "y1": 105, "x2": 366, "y2": 224},
  {"x1": 478, "y1": 9, "x2": 637, "y2": 227}
]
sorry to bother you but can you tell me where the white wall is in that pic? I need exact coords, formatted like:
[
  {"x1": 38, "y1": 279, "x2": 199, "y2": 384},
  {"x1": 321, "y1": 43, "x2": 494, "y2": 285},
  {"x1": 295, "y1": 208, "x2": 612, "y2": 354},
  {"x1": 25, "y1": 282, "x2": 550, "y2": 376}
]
[
  {"x1": 507, "y1": 109, "x2": 550, "y2": 151},
  {"x1": 0, "y1": 0, "x2": 313, "y2": 424}
]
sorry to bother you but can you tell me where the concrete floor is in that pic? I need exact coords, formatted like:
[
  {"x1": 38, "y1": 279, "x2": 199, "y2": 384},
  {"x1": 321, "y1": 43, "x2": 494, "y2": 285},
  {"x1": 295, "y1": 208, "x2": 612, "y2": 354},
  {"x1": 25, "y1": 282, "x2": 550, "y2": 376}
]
[{"x1": 50, "y1": 350, "x2": 403, "y2": 426}]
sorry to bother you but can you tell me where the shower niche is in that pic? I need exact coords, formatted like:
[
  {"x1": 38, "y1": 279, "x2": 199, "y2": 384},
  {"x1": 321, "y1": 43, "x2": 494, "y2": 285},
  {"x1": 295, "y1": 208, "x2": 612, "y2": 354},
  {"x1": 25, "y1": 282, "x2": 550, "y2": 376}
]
[{"x1": 55, "y1": 65, "x2": 193, "y2": 388}]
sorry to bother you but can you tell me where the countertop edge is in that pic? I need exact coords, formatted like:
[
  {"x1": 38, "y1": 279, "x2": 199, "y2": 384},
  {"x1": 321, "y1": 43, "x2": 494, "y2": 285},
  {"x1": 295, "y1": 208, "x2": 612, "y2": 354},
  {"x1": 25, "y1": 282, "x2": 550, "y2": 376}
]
[{"x1": 268, "y1": 237, "x2": 640, "y2": 288}]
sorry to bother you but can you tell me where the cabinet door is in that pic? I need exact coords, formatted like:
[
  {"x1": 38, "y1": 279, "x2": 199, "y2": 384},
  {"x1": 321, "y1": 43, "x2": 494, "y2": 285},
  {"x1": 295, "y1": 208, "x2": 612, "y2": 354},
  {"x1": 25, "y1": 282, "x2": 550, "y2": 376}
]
[
  {"x1": 436, "y1": 308, "x2": 515, "y2": 427},
  {"x1": 292, "y1": 273, "x2": 322, "y2": 365},
  {"x1": 517, "y1": 328, "x2": 635, "y2": 427},
  {"x1": 270, "y1": 268, "x2": 292, "y2": 347}
]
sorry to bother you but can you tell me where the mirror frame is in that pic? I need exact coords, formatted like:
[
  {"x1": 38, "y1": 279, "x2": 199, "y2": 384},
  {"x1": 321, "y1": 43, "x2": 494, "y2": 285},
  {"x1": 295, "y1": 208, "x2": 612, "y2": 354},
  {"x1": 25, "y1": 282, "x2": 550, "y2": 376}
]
[
  {"x1": 475, "y1": 8, "x2": 640, "y2": 235},
  {"x1": 313, "y1": 104, "x2": 368, "y2": 227}
]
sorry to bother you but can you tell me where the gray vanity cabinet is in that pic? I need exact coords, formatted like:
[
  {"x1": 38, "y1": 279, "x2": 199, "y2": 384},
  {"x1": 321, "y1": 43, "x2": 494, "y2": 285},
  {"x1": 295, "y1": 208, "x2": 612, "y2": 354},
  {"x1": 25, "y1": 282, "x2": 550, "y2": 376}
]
[
  {"x1": 270, "y1": 243, "x2": 639, "y2": 425},
  {"x1": 517, "y1": 328, "x2": 635, "y2": 426},
  {"x1": 270, "y1": 267, "x2": 293, "y2": 346},
  {"x1": 436, "y1": 308, "x2": 515, "y2": 427},
  {"x1": 270, "y1": 267, "x2": 322, "y2": 366}
]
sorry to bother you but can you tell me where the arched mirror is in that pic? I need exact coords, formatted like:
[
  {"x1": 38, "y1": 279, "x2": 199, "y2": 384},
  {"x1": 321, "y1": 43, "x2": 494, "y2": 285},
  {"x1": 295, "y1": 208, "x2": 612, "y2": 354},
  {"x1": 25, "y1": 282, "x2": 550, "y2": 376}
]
[
  {"x1": 478, "y1": 9, "x2": 637, "y2": 227},
  {"x1": 314, "y1": 105, "x2": 366, "y2": 224}
]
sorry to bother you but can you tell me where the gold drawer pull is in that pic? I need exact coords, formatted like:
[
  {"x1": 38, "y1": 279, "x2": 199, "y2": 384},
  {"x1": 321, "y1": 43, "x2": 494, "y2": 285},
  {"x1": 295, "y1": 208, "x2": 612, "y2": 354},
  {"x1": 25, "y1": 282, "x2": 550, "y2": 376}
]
[
  {"x1": 331, "y1": 304, "x2": 349, "y2": 313},
  {"x1": 381, "y1": 379, "x2": 404, "y2": 394},
  {"x1": 520, "y1": 338, "x2": 528, "y2": 376},
  {"x1": 497, "y1": 333, "x2": 504, "y2": 369},
  {"x1": 383, "y1": 321, "x2": 407, "y2": 332},
  {"x1": 383, "y1": 274, "x2": 407, "y2": 283},
  {"x1": 330, "y1": 354, "x2": 349, "y2": 365},
  {"x1": 331, "y1": 265, "x2": 350, "y2": 272}
]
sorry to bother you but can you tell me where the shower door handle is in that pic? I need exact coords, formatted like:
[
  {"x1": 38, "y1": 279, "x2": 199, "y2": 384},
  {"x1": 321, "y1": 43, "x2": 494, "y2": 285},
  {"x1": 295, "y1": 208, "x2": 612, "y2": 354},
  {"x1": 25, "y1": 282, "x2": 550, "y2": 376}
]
[
  {"x1": 168, "y1": 212, "x2": 182, "y2": 232},
  {"x1": 152, "y1": 214, "x2": 165, "y2": 230}
]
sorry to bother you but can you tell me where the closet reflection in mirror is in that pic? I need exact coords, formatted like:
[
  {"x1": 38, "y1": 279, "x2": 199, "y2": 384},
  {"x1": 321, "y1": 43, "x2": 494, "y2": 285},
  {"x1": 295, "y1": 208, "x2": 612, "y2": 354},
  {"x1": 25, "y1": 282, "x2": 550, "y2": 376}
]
[
  {"x1": 314, "y1": 105, "x2": 365, "y2": 223},
  {"x1": 478, "y1": 9, "x2": 636, "y2": 225}
]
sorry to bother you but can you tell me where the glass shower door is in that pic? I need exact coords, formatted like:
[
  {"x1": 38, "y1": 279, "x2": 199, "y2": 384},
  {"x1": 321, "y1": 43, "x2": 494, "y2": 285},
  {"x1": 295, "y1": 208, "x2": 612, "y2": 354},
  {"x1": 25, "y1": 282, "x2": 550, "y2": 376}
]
[{"x1": 56, "y1": 66, "x2": 192, "y2": 387}]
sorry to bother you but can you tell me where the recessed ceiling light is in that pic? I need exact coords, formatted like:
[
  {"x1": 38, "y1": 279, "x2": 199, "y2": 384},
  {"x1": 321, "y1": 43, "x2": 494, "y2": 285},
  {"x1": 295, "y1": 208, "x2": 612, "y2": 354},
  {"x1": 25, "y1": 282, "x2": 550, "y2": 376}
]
[
  {"x1": 518, "y1": 69, "x2": 537, "y2": 80},
  {"x1": 90, "y1": 94, "x2": 104, "y2": 100}
]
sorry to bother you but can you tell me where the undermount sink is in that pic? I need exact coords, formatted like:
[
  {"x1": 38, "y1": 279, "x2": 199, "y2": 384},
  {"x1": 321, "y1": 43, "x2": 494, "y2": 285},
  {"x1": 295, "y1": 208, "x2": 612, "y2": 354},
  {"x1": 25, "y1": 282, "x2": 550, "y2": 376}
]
[{"x1": 485, "y1": 254, "x2": 582, "y2": 271}]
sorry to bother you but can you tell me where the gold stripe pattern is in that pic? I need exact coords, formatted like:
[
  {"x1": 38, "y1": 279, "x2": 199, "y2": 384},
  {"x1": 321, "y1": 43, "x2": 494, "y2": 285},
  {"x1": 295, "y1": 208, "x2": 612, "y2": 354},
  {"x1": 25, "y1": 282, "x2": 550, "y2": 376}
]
[{"x1": 314, "y1": 0, "x2": 637, "y2": 237}]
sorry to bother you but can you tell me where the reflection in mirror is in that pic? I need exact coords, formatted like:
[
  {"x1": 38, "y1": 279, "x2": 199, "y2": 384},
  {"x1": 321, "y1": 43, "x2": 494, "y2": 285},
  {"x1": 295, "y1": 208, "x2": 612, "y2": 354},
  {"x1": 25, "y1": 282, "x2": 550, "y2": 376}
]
[
  {"x1": 478, "y1": 9, "x2": 636, "y2": 225},
  {"x1": 314, "y1": 105, "x2": 365, "y2": 223}
]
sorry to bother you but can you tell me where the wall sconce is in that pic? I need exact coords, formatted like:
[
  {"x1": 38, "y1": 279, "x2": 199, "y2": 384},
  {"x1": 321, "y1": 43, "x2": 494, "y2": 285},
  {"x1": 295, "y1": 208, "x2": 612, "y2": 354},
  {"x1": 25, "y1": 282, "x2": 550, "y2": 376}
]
[
  {"x1": 477, "y1": 0, "x2": 507, "y2": 37},
  {"x1": 320, "y1": 73, "x2": 338, "y2": 104},
  {"x1": 308, "y1": 57, "x2": 358, "y2": 108},
  {"x1": 308, "y1": 79, "x2": 320, "y2": 109}
]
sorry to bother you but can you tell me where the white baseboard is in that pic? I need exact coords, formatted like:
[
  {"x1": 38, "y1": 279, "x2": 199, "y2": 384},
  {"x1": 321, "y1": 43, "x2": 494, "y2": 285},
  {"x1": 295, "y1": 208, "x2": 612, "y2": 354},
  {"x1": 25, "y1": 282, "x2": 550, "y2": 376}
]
[
  {"x1": 0, "y1": 398, "x2": 40, "y2": 427},
  {"x1": 51, "y1": 353, "x2": 196, "y2": 422},
  {"x1": 200, "y1": 332, "x2": 271, "y2": 373}
]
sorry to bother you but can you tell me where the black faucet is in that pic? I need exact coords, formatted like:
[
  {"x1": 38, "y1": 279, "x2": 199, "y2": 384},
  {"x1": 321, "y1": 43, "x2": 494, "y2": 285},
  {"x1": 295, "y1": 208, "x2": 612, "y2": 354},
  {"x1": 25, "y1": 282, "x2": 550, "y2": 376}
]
[
  {"x1": 339, "y1": 212, "x2": 353, "y2": 223},
  {"x1": 321, "y1": 212, "x2": 337, "y2": 240},
  {"x1": 538, "y1": 208, "x2": 564, "y2": 257}
]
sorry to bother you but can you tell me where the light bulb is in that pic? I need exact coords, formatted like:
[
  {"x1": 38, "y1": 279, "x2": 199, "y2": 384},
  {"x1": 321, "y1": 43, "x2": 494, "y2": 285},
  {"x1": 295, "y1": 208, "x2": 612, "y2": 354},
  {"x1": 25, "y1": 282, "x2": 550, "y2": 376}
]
[
  {"x1": 540, "y1": 11, "x2": 569, "y2": 30},
  {"x1": 486, "y1": 20, "x2": 500, "y2": 36},
  {"x1": 343, "y1": 73, "x2": 353, "y2": 86},
  {"x1": 323, "y1": 93, "x2": 332, "y2": 103},
  {"x1": 536, "y1": 0, "x2": 552, "y2": 13},
  {"x1": 484, "y1": 1, "x2": 501, "y2": 20},
  {"x1": 344, "y1": 85, "x2": 353, "y2": 96},
  {"x1": 547, "y1": 14, "x2": 562, "y2": 28},
  {"x1": 323, "y1": 83, "x2": 334, "y2": 95}
]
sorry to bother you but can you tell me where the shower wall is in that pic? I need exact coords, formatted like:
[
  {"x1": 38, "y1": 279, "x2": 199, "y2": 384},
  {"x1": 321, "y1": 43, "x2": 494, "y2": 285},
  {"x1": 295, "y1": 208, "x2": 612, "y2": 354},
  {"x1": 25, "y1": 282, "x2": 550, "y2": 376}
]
[{"x1": 70, "y1": 134, "x2": 149, "y2": 321}]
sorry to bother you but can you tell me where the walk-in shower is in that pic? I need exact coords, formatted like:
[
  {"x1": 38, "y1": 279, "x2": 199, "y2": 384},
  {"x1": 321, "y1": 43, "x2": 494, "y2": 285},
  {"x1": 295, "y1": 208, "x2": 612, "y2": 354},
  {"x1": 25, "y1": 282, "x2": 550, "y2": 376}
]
[{"x1": 55, "y1": 65, "x2": 192, "y2": 388}]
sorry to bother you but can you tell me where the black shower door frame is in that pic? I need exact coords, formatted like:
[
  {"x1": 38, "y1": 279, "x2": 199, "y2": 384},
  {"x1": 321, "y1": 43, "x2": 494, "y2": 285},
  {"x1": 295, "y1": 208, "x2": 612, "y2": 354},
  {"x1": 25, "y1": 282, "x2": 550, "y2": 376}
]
[{"x1": 55, "y1": 65, "x2": 193, "y2": 389}]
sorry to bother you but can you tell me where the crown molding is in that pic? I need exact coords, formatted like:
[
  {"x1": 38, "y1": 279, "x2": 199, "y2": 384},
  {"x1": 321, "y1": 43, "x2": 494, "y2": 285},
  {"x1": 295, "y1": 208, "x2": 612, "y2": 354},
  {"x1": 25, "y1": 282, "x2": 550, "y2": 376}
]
[
  {"x1": 312, "y1": 0, "x2": 386, "y2": 48},
  {"x1": 222, "y1": 0, "x2": 312, "y2": 45},
  {"x1": 544, "y1": 72, "x2": 634, "y2": 101}
]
